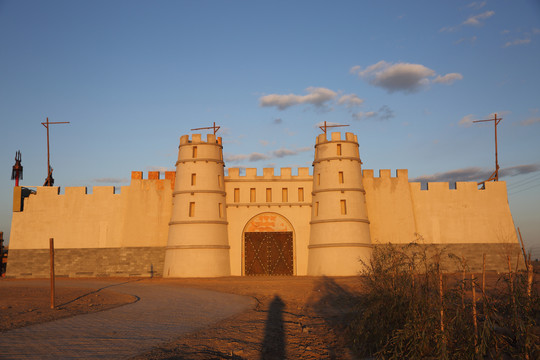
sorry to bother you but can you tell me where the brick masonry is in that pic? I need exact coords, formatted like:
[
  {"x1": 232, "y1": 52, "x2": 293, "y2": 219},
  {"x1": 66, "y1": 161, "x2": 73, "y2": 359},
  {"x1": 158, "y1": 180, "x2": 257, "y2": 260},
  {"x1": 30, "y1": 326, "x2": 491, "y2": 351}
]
[
  {"x1": 5, "y1": 243, "x2": 525, "y2": 278},
  {"x1": 6, "y1": 247, "x2": 166, "y2": 278},
  {"x1": 377, "y1": 243, "x2": 525, "y2": 273}
]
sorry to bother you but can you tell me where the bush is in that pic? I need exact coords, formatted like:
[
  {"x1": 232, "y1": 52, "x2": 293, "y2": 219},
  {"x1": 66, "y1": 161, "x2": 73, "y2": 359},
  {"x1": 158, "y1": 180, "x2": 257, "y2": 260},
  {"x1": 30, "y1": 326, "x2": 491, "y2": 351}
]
[{"x1": 348, "y1": 243, "x2": 539, "y2": 359}]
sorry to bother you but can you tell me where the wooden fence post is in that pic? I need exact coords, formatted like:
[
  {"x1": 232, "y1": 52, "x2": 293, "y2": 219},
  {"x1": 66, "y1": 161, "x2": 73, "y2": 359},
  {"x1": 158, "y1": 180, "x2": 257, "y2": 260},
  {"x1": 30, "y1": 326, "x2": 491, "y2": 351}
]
[{"x1": 50, "y1": 238, "x2": 55, "y2": 309}]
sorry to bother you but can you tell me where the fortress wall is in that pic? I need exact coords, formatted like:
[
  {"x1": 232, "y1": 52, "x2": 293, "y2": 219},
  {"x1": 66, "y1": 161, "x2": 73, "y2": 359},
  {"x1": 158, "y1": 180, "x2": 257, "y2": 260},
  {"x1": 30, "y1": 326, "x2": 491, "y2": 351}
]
[
  {"x1": 7, "y1": 173, "x2": 173, "y2": 278},
  {"x1": 225, "y1": 168, "x2": 312, "y2": 275},
  {"x1": 410, "y1": 181, "x2": 517, "y2": 245},
  {"x1": 363, "y1": 169, "x2": 417, "y2": 244}
]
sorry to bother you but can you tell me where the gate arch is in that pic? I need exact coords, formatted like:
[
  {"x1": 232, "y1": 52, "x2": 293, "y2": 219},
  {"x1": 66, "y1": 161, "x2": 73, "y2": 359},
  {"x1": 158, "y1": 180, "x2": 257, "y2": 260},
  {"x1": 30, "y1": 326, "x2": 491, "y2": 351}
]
[{"x1": 242, "y1": 212, "x2": 295, "y2": 275}]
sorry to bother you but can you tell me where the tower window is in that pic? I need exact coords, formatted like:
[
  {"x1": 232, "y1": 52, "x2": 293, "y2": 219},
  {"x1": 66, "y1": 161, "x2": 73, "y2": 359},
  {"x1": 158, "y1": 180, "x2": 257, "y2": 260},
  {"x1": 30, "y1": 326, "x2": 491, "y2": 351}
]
[
  {"x1": 189, "y1": 202, "x2": 195, "y2": 217},
  {"x1": 219, "y1": 203, "x2": 223, "y2": 218},
  {"x1": 337, "y1": 144, "x2": 342, "y2": 155},
  {"x1": 266, "y1": 188, "x2": 272, "y2": 202},
  {"x1": 317, "y1": 174, "x2": 321, "y2": 185},
  {"x1": 191, "y1": 173, "x2": 196, "y2": 186},
  {"x1": 250, "y1": 188, "x2": 256, "y2": 202},
  {"x1": 192, "y1": 146, "x2": 198, "y2": 158},
  {"x1": 298, "y1": 187, "x2": 304, "y2": 202},
  {"x1": 339, "y1": 171, "x2": 344, "y2": 184},
  {"x1": 282, "y1": 188, "x2": 288, "y2": 202},
  {"x1": 234, "y1": 188, "x2": 240, "y2": 203},
  {"x1": 340, "y1": 200, "x2": 347, "y2": 215},
  {"x1": 218, "y1": 175, "x2": 222, "y2": 186},
  {"x1": 315, "y1": 202, "x2": 319, "y2": 216}
]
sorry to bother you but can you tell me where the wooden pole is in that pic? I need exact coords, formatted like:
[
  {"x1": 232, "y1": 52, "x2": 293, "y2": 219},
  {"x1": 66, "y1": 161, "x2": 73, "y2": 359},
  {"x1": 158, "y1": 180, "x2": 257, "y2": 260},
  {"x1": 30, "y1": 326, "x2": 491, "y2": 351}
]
[
  {"x1": 472, "y1": 274, "x2": 478, "y2": 354},
  {"x1": 50, "y1": 238, "x2": 55, "y2": 309},
  {"x1": 518, "y1": 227, "x2": 529, "y2": 272},
  {"x1": 482, "y1": 253, "x2": 486, "y2": 294}
]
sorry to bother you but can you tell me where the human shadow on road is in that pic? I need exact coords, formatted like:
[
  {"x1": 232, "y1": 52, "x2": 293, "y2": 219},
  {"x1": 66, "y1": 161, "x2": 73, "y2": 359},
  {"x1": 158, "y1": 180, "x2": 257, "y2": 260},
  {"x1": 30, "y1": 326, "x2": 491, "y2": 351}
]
[
  {"x1": 56, "y1": 278, "x2": 142, "y2": 308},
  {"x1": 307, "y1": 276, "x2": 361, "y2": 357},
  {"x1": 260, "y1": 295, "x2": 286, "y2": 360}
]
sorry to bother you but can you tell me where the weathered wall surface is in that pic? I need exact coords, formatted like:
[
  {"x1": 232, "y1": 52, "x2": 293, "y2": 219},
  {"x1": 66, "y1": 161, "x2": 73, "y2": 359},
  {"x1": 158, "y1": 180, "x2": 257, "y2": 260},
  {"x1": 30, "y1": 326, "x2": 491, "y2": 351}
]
[
  {"x1": 225, "y1": 167, "x2": 312, "y2": 275},
  {"x1": 10, "y1": 178, "x2": 172, "y2": 250},
  {"x1": 7, "y1": 174, "x2": 172, "y2": 277},
  {"x1": 363, "y1": 169, "x2": 417, "y2": 244},
  {"x1": 410, "y1": 181, "x2": 517, "y2": 244},
  {"x1": 6, "y1": 247, "x2": 165, "y2": 278},
  {"x1": 364, "y1": 170, "x2": 517, "y2": 245}
]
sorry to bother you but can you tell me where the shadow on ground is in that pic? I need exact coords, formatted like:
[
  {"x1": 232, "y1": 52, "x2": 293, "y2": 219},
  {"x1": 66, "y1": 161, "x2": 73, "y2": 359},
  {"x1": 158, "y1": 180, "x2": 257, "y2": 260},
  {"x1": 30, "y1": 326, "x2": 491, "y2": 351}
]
[{"x1": 307, "y1": 276, "x2": 362, "y2": 358}]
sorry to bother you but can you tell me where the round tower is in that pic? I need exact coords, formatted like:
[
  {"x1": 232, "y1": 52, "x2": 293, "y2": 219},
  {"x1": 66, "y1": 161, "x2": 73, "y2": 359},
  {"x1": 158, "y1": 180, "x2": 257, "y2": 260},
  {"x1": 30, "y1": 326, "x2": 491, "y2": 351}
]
[
  {"x1": 307, "y1": 131, "x2": 372, "y2": 275},
  {"x1": 163, "y1": 133, "x2": 230, "y2": 277}
]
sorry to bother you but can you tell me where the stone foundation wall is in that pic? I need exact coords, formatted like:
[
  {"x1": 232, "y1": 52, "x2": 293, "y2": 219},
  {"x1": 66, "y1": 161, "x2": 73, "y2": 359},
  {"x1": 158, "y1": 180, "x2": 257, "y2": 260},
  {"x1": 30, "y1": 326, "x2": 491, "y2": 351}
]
[
  {"x1": 375, "y1": 243, "x2": 525, "y2": 273},
  {"x1": 5, "y1": 247, "x2": 166, "y2": 278}
]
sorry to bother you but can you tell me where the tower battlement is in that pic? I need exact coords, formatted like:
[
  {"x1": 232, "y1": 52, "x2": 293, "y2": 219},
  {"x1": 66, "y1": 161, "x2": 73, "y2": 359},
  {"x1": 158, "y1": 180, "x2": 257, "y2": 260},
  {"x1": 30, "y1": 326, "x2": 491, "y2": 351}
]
[
  {"x1": 315, "y1": 132, "x2": 358, "y2": 144},
  {"x1": 226, "y1": 167, "x2": 311, "y2": 180},
  {"x1": 179, "y1": 133, "x2": 222, "y2": 146}
]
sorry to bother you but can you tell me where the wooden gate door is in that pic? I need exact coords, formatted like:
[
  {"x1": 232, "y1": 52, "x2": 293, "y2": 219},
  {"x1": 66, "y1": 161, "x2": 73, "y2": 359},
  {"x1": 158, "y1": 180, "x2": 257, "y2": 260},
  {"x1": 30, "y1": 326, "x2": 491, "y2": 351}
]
[{"x1": 244, "y1": 232, "x2": 293, "y2": 275}]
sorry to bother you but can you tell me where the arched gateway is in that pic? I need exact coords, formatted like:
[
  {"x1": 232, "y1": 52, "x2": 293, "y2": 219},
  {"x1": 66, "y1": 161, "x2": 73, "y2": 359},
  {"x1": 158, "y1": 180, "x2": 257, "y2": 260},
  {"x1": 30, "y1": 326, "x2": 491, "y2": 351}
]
[{"x1": 242, "y1": 212, "x2": 294, "y2": 276}]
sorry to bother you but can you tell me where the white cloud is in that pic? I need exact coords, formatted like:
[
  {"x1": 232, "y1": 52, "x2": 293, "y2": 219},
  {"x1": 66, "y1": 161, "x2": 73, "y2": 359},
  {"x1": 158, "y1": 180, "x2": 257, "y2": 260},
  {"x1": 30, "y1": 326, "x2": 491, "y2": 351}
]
[
  {"x1": 463, "y1": 10, "x2": 495, "y2": 26},
  {"x1": 224, "y1": 154, "x2": 248, "y2": 162},
  {"x1": 259, "y1": 87, "x2": 337, "y2": 110},
  {"x1": 411, "y1": 164, "x2": 540, "y2": 183},
  {"x1": 458, "y1": 114, "x2": 476, "y2": 127},
  {"x1": 351, "y1": 61, "x2": 461, "y2": 93},
  {"x1": 224, "y1": 146, "x2": 311, "y2": 164},
  {"x1": 248, "y1": 153, "x2": 271, "y2": 161},
  {"x1": 272, "y1": 147, "x2": 311, "y2": 158},
  {"x1": 503, "y1": 38, "x2": 531, "y2": 47},
  {"x1": 520, "y1": 117, "x2": 540, "y2": 126},
  {"x1": 353, "y1": 105, "x2": 394, "y2": 121},
  {"x1": 259, "y1": 140, "x2": 270, "y2": 146},
  {"x1": 337, "y1": 94, "x2": 364, "y2": 108},
  {"x1": 441, "y1": 8, "x2": 494, "y2": 32},
  {"x1": 433, "y1": 73, "x2": 464, "y2": 84},
  {"x1": 454, "y1": 36, "x2": 477, "y2": 45},
  {"x1": 466, "y1": 1, "x2": 486, "y2": 10},
  {"x1": 92, "y1": 177, "x2": 130, "y2": 184}
]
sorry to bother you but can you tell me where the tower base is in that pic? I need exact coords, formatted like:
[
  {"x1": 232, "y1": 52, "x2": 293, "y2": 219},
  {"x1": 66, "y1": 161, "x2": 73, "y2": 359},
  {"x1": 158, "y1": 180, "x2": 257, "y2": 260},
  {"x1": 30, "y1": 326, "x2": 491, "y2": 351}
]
[
  {"x1": 163, "y1": 247, "x2": 231, "y2": 277},
  {"x1": 307, "y1": 244, "x2": 372, "y2": 276}
]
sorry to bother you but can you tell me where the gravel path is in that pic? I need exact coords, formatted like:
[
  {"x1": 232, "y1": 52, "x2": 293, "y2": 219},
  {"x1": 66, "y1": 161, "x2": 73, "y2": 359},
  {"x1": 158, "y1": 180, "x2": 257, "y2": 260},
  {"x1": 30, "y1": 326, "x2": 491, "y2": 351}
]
[{"x1": 0, "y1": 279, "x2": 255, "y2": 359}]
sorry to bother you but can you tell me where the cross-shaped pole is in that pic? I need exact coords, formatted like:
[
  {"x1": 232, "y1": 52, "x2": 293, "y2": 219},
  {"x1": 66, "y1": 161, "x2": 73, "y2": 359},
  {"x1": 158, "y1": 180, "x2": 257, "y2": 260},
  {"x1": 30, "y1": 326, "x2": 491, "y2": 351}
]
[
  {"x1": 41, "y1": 117, "x2": 70, "y2": 186},
  {"x1": 191, "y1": 122, "x2": 221, "y2": 135},
  {"x1": 318, "y1": 121, "x2": 349, "y2": 136},
  {"x1": 473, "y1": 113, "x2": 502, "y2": 184}
]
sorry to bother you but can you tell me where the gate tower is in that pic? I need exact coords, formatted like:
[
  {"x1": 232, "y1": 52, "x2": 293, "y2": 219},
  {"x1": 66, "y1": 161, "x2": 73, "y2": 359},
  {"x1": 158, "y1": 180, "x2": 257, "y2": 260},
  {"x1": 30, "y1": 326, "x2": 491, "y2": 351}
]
[
  {"x1": 307, "y1": 132, "x2": 372, "y2": 275},
  {"x1": 163, "y1": 133, "x2": 231, "y2": 277}
]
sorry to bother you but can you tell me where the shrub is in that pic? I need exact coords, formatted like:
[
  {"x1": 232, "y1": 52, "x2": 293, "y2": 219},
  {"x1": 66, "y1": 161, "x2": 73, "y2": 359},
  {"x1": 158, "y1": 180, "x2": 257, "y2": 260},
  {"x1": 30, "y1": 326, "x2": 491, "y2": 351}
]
[{"x1": 348, "y1": 243, "x2": 539, "y2": 359}]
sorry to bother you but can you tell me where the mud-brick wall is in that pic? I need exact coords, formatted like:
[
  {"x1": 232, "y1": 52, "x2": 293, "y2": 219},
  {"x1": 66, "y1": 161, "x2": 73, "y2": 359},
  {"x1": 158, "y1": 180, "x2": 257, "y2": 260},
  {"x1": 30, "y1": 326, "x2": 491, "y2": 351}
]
[{"x1": 6, "y1": 247, "x2": 166, "y2": 278}]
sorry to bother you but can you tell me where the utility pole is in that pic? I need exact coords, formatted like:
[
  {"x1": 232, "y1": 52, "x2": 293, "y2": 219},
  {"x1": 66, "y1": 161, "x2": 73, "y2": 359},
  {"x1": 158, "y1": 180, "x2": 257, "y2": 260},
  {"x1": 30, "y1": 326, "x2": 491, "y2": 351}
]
[
  {"x1": 473, "y1": 114, "x2": 502, "y2": 186},
  {"x1": 41, "y1": 117, "x2": 70, "y2": 186},
  {"x1": 191, "y1": 122, "x2": 221, "y2": 135},
  {"x1": 318, "y1": 121, "x2": 349, "y2": 135}
]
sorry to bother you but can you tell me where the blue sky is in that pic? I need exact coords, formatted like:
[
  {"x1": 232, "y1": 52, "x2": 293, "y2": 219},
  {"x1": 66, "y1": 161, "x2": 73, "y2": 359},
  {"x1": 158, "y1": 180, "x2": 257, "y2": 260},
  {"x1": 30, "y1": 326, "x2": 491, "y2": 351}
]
[{"x1": 1, "y1": 0, "x2": 539, "y2": 255}]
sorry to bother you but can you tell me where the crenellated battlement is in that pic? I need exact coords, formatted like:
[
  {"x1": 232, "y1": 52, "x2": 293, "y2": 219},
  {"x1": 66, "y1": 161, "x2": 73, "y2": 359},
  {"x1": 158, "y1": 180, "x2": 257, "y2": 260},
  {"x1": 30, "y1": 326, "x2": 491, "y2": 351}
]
[
  {"x1": 408, "y1": 180, "x2": 508, "y2": 193},
  {"x1": 315, "y1": 132, "x2": 358, "y2": 144},
  {"x1": 179, "y1": 133, "x2": 223, "y2": 146},
  {"x1": 226, "y1": 167, "x2": 311, "y2": 180},
  {"x1": 362, "y1": 169, "x2": 409, "y2": 179}
]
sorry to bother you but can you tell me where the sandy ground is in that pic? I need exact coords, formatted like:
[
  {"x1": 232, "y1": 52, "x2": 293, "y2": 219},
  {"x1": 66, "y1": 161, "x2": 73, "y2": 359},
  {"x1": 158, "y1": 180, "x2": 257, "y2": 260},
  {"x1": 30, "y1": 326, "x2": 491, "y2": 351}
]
[
  {"x1": 0, "y1": 280, "x2": 137, "y2": 332},
  {"x1": 0, "y1": 276, "x2": 363, "y2": 359},
  {"x1": 1, "y1": 272, "x2": 537, "y2": 359},
  {"x1": 130, "y1": 276, "x2": 364, "y2": 360}
]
